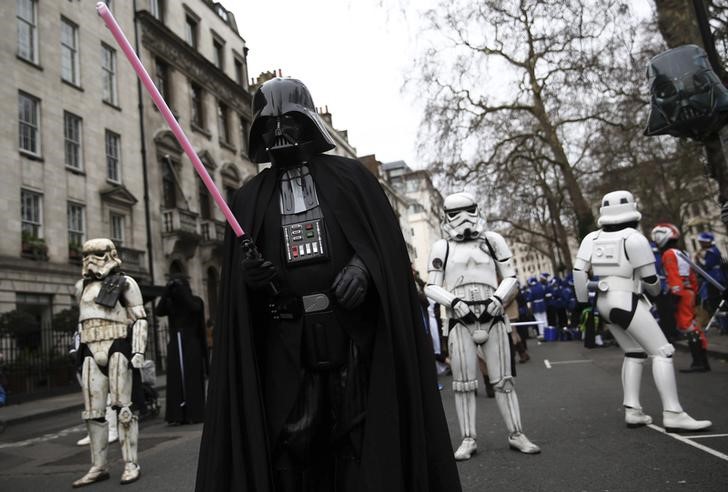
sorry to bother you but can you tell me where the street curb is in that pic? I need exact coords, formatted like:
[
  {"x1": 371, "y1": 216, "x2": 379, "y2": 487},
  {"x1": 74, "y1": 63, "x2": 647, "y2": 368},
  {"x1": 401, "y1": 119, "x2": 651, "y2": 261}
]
[{"x1": 1, "y1": 383, "x2": 166, "y2": 427}]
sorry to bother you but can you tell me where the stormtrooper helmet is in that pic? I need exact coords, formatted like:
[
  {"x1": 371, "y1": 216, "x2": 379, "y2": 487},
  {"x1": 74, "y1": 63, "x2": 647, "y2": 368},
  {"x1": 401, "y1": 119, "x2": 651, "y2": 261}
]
[
  {"x1": 82, "y1": 238, "x2": 122, "y2": 279},
  {"x1": 442, "y1": 192, "x2": 485, "y2": 241},
  {"x1": 651, "y1": 223, "x2": 680, "y2": 249},
  {"x1": 597, "y1": 190, "x2": 642, "y2": 227}
]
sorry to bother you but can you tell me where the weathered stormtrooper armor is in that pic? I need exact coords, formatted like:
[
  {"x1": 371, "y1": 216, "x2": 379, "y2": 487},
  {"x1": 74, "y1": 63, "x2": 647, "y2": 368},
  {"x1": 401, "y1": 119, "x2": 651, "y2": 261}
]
[
  {"x1": 573, "y1": 191, "x2": 711, "y2": 432},
  {"x1": 244, "y1": 78, "x2": 371, "y2": 491},
  {"x1": 72, "y1": 238, "x2": 147, "y2": 487},
  {"x1": 425, "y1": 192, "x2": 540, "y2": 460}
]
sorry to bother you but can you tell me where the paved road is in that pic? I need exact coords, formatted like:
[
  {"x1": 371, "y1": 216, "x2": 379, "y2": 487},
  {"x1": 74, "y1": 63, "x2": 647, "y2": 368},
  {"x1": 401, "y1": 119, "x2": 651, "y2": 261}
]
[{"x1": 1, "y1": 339, "x2": 726, "y2": 491}]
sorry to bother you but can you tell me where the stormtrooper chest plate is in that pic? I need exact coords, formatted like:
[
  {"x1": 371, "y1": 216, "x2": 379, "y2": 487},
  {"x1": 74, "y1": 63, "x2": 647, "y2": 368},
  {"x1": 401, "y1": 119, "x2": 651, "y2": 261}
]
[
  {"x1": 78, "y1": 281, "x2": 128, "y2": 323},
  {"x1": 443, "y1": 240, "x2": 498, "y2": 290}
]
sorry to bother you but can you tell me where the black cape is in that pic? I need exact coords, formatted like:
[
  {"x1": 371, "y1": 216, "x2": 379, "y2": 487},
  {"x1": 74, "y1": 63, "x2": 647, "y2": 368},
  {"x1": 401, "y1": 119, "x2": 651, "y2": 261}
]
[
  {"x1": 195, "y1": 155, "x2": 461, "y2": 492},
  {"x1": 155, "y1": 294, "x2": 208, "y2": 423}
]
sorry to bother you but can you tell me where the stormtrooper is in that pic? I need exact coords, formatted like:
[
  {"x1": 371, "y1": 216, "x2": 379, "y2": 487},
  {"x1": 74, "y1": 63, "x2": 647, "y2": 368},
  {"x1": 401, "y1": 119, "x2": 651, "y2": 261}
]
[
  {"x1": 425, "y1": 191, "x2": 540, "y2": 460},
  {"x1": 72, "y1": 238, "x2": 147, "y2": 487},
  {"x1": 573, "y1": 191, "x2": 711, "y2": 432},
  {"x1": 196, "y1": 78, "x2": 460, "y2": 492}
]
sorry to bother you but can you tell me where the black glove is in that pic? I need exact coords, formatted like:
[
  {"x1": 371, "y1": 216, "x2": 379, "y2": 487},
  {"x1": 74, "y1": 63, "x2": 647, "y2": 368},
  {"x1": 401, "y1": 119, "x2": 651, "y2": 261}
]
[
  {"x1": 241, "y1": 257, "x2": 279, "y2": 291},
  {"x1": 332, "y1": 255, "x2": 369, "y2": 310}
]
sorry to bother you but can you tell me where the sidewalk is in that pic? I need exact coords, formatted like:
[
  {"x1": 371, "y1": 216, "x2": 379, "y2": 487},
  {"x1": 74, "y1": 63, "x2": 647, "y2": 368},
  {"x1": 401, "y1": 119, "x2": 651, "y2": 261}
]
[{"x1": 0, "y1": 375, "x2": 166, "y2": 427}]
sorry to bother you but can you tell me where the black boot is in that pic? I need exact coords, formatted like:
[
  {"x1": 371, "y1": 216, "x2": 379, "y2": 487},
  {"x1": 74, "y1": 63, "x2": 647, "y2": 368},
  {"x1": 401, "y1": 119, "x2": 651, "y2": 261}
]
[{"x1": 680, "y1": 331, "x2": 710, "y2": 373}]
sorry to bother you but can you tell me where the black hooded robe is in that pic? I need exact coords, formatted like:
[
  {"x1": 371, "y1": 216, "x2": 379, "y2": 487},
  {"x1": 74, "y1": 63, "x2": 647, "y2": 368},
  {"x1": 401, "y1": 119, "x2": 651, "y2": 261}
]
[{"x1": 195, "y1": 154, "x2": 461, "y2": 492}]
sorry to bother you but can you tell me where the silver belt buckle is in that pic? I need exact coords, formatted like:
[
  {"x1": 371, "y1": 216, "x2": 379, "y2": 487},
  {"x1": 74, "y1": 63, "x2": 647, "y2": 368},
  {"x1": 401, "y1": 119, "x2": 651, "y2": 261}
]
[{"x1": 302, "y1": 293, "x2": 331, "y2": 313}]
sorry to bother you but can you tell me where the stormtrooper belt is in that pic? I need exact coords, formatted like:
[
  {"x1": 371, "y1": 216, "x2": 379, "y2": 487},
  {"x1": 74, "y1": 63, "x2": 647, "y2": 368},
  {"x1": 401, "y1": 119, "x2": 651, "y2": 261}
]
[
  {"x1": 80, "y1": 319, "x2": 128, "y2": 343},
  {"x1": 269, "y1": 292, "x2": 333, "y2": 321}
]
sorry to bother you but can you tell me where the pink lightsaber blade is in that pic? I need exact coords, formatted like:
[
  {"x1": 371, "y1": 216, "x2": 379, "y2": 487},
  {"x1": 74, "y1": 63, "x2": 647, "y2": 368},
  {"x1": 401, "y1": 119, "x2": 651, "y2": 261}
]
[{"x1": 96, "y1": 2, "x2": 244, "y2": 238}]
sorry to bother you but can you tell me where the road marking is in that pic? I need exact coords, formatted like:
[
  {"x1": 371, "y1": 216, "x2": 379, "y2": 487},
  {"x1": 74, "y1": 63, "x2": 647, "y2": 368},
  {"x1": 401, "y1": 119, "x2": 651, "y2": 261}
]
[
  {"x1": 681, "y1": 433, "x2": 728, "y2": 439},
  {"x1": 648, "y1": 424, "x2": 728, "y2": 462},
  {"x1": 544, "y1": 359, "x2": 591, "y2": 369},
  {"x1": 0, "y1": 424, "x2": 85, "y2": 449}
]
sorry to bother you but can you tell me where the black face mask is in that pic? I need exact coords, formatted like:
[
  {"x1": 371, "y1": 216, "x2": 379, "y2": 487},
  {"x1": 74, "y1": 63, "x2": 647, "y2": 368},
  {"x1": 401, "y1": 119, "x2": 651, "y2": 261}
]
[
  {"x1": 645, "y1": 44, "x2": 728, "y2": 140},
  {"x1": 260, "y1": 114, "x2": 318, "y2": 167}
]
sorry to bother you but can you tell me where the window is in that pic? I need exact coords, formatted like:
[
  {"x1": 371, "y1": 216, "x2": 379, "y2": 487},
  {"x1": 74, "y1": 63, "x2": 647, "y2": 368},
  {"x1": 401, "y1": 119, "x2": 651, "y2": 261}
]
[
  {"x1": 155, "y1": 58, "x2": 170, "y2": 104},
  {"x1": 67, "y1": 202, "x2": 85, "y2": 247},
  {"x1": 60, "y1": 18, "x2": 79, "y2": 85},
  {"x1": 18, "y1": 92, "x2": 40, "y2": 155},
  {"x1": 213, "y1": 38, "x2": 224, "y2": 70},
  {"x1": 217, "y1": 101, "x2": 230, "y2": 143},
  {"x1": 150, "y1": 0, "x2": 164, "y2": 21},
  {"x1": 198, "y1": 178, "x2": 212, "y2": 219},
  {"x1": 17, "y1": 0, "x2": 37, "y2": 63},
  {"x1": 101, "y1": 43, "x2": 117, "y2": 105},
  {"x1": 234, "y1": 57, "x2": 244, "y2": 84},
  {"x1": 21, "y1": 189, "x2": 42, "y2": 238},
  {"x1": 185, "y1": 15, "x2": 198, "y2": 48},
  {"x1": 110, "y1": 213, "x2": 125, "y2": 246},
  {"x1": 105, "y1": 130, "x2": 121, "y2": 182},
  {"x1": 162, "y1": 158, "x2": 177, "y2": 209},
  {"x1": 64, "y1": 111, "x2": 83, "y2": 170},
  {"x1": 190, "y1": 82, "x2": 204, "y2": 128}
]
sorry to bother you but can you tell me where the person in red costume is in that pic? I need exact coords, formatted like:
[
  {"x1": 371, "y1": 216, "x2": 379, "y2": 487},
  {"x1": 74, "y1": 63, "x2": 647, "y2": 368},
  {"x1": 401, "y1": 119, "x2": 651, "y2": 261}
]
[{"x1": 651, "y1": 223, "x2": 710, "y2": 372}]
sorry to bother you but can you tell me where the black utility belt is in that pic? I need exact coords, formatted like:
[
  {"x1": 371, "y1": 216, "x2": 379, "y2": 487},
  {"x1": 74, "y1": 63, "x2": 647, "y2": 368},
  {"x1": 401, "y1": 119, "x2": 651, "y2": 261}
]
[{"x1": 269, "y1": 292, "x2": 334, "y2": 321}]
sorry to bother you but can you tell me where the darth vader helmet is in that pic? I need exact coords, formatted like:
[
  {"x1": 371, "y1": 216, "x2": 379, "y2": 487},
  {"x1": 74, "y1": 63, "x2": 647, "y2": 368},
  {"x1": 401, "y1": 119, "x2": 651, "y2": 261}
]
[
  {"x1": 82, "y1": 238, "x2": 122, "y2": 279},
  {"x1": 645, "y1": 44, "x2": 728, "y2": 140},
  {"x1": 248, "y1": 78, "x2": 336, "y2": 165},
  {"x1": 442, "y1": 192, "x2": 486, "y2": 241}
]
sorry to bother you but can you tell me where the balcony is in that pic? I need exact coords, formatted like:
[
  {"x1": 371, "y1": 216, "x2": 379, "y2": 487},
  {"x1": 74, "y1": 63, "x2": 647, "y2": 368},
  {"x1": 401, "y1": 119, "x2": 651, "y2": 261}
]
[
  {"x1": 200, "y1": 219, "x2": 226, "y2": 244},
  {"x1": 118, "y1": 245, "x2": 146, "y2": 273},
  {"x1": 161, "y1": 208, "x2": 201, "y2": 258}
]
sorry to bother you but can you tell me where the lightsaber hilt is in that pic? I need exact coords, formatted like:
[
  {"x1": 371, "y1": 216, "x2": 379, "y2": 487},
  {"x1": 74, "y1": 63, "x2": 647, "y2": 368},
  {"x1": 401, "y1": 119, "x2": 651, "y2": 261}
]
[{"x1": 240, "y1": 236, "x2": 280, "y2": 297}]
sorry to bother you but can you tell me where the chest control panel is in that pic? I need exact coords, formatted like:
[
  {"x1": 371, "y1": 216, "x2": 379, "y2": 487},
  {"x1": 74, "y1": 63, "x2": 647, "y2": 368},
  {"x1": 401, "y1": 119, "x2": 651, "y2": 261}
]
[{"x1": 282, "y1": 218, "x2": 327, "y2": 265}]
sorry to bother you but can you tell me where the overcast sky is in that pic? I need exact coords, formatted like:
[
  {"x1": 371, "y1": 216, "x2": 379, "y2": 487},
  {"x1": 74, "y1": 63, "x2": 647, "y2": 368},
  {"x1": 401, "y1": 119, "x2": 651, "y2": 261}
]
[{"x1": 230, "y1": 0, "x2": 427, "y2": 168}]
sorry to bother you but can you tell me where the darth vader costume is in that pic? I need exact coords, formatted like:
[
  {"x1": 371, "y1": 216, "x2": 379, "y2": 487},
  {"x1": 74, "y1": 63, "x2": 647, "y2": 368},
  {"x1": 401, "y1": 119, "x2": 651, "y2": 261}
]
[{"x1": 195, "y1": 78, "x2": 460, "y2": 492}]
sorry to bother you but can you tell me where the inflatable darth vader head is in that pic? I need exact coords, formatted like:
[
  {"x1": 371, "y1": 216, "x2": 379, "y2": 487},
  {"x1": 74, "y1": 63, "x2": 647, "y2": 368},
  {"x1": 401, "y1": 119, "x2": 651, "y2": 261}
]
[
  {"x1": 645, "y1": 44, "x2": 728, "y2": 140},
  {"x1": 248, "y1": 78, "x2": 336, "y2": 165}
]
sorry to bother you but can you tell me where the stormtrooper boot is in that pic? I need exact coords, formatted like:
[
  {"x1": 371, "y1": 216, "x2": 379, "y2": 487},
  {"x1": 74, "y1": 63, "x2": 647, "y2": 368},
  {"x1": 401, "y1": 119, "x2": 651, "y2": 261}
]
[
  {"x1": 454, "y1": 437, "x2": 477, "y2": 461},
  {"x1": 653, "y1": 356, "x2": 712, "y2": 433},
  {"x1": 118, "y1": 407, "x2": 141, "y2": 484},
  {"x1": 72, "y1": 420, "x2": 110, "y2": 487},
  {"x1": 107, "y1": 405, "x2": 119, "y2": 443},
  {"x1": 622, "y1": 355, "x2": 652, "y2": 428},
  {"x1": 453, "y1": 389, "x2": 477, "y2": 460},
  {"x1": 495, "y1": 382, "x2": 540, "y2": 454}
]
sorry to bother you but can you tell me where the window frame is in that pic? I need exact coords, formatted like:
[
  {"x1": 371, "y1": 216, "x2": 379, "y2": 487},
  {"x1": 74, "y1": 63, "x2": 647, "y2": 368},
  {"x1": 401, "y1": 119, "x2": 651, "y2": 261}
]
[
  {"x1": 101, "y1": 43, "x2": 118, "y2": 106},
  {"x1": 212, "y1": 34, "x2": 225, "y2": 70},
  {"x1": 63, "y1": 111, "x2": 83, "y2": 170},
  {"x1": 18, "y1": 91, "x2": 41, "y2": 156},
  {"x1": 150, "y1": 0, "x2": 164, "y2": 22},
  {"x1": 217, "y1": 100, "x2": 230, "y2": 144},
  {"x1": 185, "y1": 14, "x2": 199, "y2": 49},
  {"x1": 190, "y1": 81, "x2": 205, "y2": 129},
  {"x1": 21, "y1": 189, "x2": 43, "y2": 239},
  {"x1": 67, "y1": 202, "x2": 86, "y2": 247},
  {"x1": 109, "y1": 212, "x2": 125, "y2": 246},
  {"x1": 16, "y1": 0, "x2": 38, "y2": 64},
  {"x1": 60, "y1": 17, "x2": 80, "y2": 86},
  {"x1": 105, "y1": 130, "x2": 122, "y2": 183},
  {"x1": 155, "y1": 57, "x2": 171, "y2": 105}
]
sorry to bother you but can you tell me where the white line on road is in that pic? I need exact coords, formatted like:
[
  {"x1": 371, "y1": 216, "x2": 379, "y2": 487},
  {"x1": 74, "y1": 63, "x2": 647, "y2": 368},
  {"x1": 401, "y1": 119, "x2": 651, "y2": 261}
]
[
  {"x1": 647, "y1": 424, "x2": 728, "y2": 462},
  {"x1": 0, "y1": 424, "x2": 85, "y2": 450},
  {"x1": 681, "y1": 433, "x2": 728, "y2": 439},
  {"x1": 544, "y1": 359, "x2": 591, "y2": 369}
]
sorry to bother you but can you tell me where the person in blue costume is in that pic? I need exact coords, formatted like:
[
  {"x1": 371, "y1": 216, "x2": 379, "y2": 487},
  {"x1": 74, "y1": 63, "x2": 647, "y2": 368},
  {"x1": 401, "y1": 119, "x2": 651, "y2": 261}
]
[
  {"x1": 530, "y1": 274, "x2": 548, "y2": 339},
  {"x1": 695, "y1": 232, "x2": 728, "y2": 334}
]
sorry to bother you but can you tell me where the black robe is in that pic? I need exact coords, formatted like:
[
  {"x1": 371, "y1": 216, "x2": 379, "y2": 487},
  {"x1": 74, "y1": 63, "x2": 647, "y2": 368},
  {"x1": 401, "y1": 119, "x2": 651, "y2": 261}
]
[
  {"x1": 195, "y1": 155, "x2": 461, "y2": 492},
  {"x1": 155, "y1": 294, "x2": 208, "y2": 423}
]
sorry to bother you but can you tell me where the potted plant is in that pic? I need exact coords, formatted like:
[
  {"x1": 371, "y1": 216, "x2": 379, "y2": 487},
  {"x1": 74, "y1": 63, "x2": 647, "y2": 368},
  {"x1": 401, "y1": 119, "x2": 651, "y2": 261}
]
[
  {"x1": 21, "y1": 231, "x2": 48, "y2": 261},
  {"x1": 68, "y1": 241, "x2": 83, "y2": 262}
]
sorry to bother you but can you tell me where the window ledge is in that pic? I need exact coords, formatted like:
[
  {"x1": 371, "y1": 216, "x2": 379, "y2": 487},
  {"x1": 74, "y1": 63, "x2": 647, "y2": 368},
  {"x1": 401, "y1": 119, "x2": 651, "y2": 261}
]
[
  {"x1": 106, "y1": 178, "x2": 122, "y2": 185},
  {"x1": 65, "y1": 166, "x2": 86, "y2": 176},
  {"x1": 219, "y1": 140, "x2": 236, "y2": 153},
  {"x1": 191, "y1": 123, "x2": 211, "y2": 139},
  {"x1": 103, "y1": 100, "x2": 122, "y2": 111},
  {"x1": 17, "y1": 55, "x2": 42, "y2": 71},
  {"x1": 19, "y1": 150, "x2": 44, "y2": 162},
  {"x1": 61, "y1": 79, "x2": 84, "y2": 92}
]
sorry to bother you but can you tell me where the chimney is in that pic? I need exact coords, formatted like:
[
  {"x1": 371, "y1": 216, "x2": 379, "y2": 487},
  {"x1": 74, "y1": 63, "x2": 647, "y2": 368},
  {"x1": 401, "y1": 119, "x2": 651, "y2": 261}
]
[{"x1": 319, "y1": 105, "x2": 332, "y2": 126}]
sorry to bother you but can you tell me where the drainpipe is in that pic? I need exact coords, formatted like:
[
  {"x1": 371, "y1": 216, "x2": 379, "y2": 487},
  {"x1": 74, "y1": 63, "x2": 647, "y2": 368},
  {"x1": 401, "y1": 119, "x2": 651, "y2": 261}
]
[{"x1": 132, "y1": 0, "x2": 155, "y2": 284}]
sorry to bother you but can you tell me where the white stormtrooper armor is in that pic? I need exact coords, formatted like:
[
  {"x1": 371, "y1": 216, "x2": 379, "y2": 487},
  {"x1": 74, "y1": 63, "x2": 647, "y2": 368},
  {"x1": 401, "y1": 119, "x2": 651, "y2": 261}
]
[
  {"x1": 425, "y1": 192, "x2": 540, "y2": 460},
  {"x1": 72, "y1": 238, "x2": 147, "y2": 488},
  {"x1": 573, "y1": 191, "x2": 711, "y2": 432}
]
